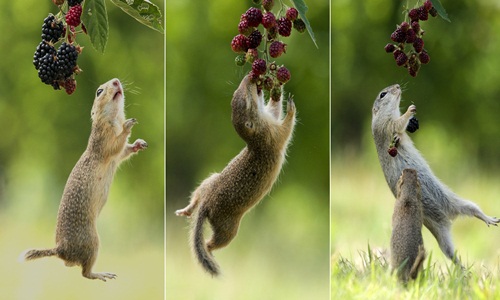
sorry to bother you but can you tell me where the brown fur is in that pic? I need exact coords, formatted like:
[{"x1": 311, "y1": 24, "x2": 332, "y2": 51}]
[
  {"x1": 176, "y1": 75, "x2": 296, "y2": 276},
  {"x1": 24, "y1": 78, "x2": 147, "y2": 281},
  {"x1": 390, "y1": 168, "x2": 426, "y2": 283}
]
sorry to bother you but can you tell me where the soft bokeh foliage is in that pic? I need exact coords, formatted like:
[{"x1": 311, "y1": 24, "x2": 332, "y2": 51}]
[
  {"x1": 0, "y1": 0, "x2": 164, "y2": 298},
  {"x1": 166, "y1": 0, "x2": 329, "y2": 298}
]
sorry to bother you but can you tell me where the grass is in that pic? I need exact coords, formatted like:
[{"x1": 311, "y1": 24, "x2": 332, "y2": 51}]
[
  {"x1": 331, "y1": 245, "x2": 500, "y2": 300},
  {"x1": 332, "y1": 137, "x2": 500, "y2": 299}
]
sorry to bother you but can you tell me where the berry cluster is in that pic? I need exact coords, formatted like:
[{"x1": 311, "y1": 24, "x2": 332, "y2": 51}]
[
  {"x1": 230, "y1": 1, "x2": 306, "y2": 101},
  {"x1": 406, "y1": 117, "x2": 419, "y2": 133},
  {"x1": 33, "y1": 1, "x2": 86, "y2": 94},
  {"x1": 384, "y1": 0, "x2": 437, "y2": 77}
]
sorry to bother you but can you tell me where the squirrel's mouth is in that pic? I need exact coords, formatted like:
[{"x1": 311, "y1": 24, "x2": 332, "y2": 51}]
[{"x1": 113, "y1": 90, "x2": 122, "y2": 101}]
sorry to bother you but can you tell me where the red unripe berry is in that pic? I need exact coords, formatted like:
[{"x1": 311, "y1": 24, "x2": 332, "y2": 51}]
[
  {"x1": 418, "y1": 7, "x2": 429, "y2": 21},
  {"x1": 405, "y1": 29, "x2": 417, "y2": 43},
  {"x1": 252, "y1": 59, "x2": 267, "y2": 75},
  {"x1": 276, "y1": 66, "x2": 291, "y2": 83},
  {"x1": 277, "y1": 17, "x2": 292, "y2": 37},
  {"x1": 238, "y1": 19, "x2": 252, "y2": 35},
  {"x1": 231, "y1": 34, "x2": 249, "y2": 53},
  {"x1": 262, "y1": 0, "x2": 274, "y2": 11},
  {"x1": 419, "y1": 51, "x2": 430, "y2": 64},
  {"x1": 286, "y1": 8, "x2": 299, "y2": 21},
  {"x1": 262, "y1": 12, "x2": 277, "y2": 29},
  {"x1": 269, "y1": 41, "x2": 286, "y2": 58},
  {"x1": 384, "y1": 43, "x2": 396, "y2": 53},
  {"x1": 413, "y1": 37, "x2": 424, "y2": 53},
  {"x1": 423, "y1": 0, "x2": 433, "y2": 11},
  {"x1": 66, "y1": 4, "x2": 82, "y2": 27},
  {"x1": 244, "y1": 7, "x2": 263, "y2": 27},
  {"x1": 408, "y1": 8, "x2": 419, "y2": 21}
]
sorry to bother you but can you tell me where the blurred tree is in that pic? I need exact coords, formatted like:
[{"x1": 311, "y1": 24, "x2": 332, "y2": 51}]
[
  {"x1": 332, "y1": 0, "x2": 500, "y2": 170},
  {"x1": 0, "y1": 0, "x2": 164, "y2": 236}
]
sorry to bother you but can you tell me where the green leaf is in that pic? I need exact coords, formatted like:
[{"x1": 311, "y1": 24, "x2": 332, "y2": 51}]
[
  {"x1": 81, "y1": 0, "x2": 109, "y2": 53},
  {"x1": 110, "y1": 0, "x2": 164, "y2": 33},
  {"x1": 430, "y1": 0, "x2": 451, "y2": 22},
  {"x1": 290, "y1": 0, "x2": 318, "y2": 48}
]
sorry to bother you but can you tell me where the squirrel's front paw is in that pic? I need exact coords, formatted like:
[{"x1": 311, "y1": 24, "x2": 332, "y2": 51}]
[
  {"x1": 286, "y1": 96, "x2": 296, "y2": 113},
  {"x1": 407, "y1": 104, "x2": 416, "y2": 115},
  {"x1": 131, "y1": 139, "x2": 148, "y2": 152},
  {"x1": 124, "y1": 118, "x2": 138, "y2": 131}
]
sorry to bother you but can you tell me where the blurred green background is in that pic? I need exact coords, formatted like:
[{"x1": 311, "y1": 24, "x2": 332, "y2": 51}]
[
  {"x1": 332, "y1": 0, "x2": 500, "y2": 270},
  {"x1": 0, "y1": 0, "x2": 164, "y2": 298},
  {"x1": 166, "y1": 0, "x2": 329, "y2": 298}
]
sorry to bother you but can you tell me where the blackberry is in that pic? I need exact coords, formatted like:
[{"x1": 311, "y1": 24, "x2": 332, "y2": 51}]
[
  {"x1": 419, "y1": 50, "x2": 430, "y2": 64},
  {"x1": 417, "y1": 7, "x2": 429, "y2": 21},
  {"x1": 61, "y1": 78, "x2": 77, "y2": 95},
  {"x1": 411, "y1": 21, "x2": 420, "y2": 33},
  {"x1": 231, "y1": 34, "x2": 249, "y2": 53},
  {"x1": 286, "y1": 8, "x2": 299, "y2": 21},
  {"x1": 390, "y1": 27, "x2": 406, "y2": 43},
  {"x1": 67, "y1": 0, "x2": 83, "y2": 7},
  {"x1": 247, "y1": 30, "x2": 263, "y2": 49},
  {"x1": 56, "y1": 42, "x2": 79, "y2": 79},
  {"x1": 238, "y1": 19, "x2": 252, "y2": 36},
  {"x1": 41, "y1": 14, "x2": 64, "y2": 43},
  {"x1": 267, "y1": 25, "x2": 278, "y2": 40},
  {"x1": 384, "y1": 43, "x2": 396, "y2": 53},
  {"x1": 407, "y1": 54, "x2": 420, "y2": 77},
  {"x1": 52, "y1": 0, "x2": 65, "y2": 5},
  {"x1": 408, "y1": 8, "x2": 419, "y2": 21},
  {"x1": 252, "y1": 59, "x2": 267, "y2": 76},
  {"x1": 33, "y1": 41, "x2": 56, "y2": 70},
  {"x1": 262, "y1": 0, "x2": 274, "y2": 12},
  {"x1": 244, "y1": 7, "x2": 262, "y2": 27},
  {"x1": 388, "y1": 147, "x2": 398, "y2": 157},
  {"x1": 269, "y1": 41, "x2": 286, "y2": 58},
  {"x1": 37, "y1": 53, "x2": 57, "y2": 85},
  {"x1": 405, "y1": 29, "x2": 417, "y2": 43},
  {"x1": 293, "y1": 19, "x2": 306, "y2": 33},
  {"x1": 277, "y1": 17, "x2": 292, "y2": 37},
  {"x1": 66, "y1": 4, "x2": 82, "y2": 27},
  {"x1": 248, "y1": 70, "x2": 261, "y2": 83},
  {"x1": 413, "y1": 38, "x2": 424, "y2": 53},
  {"x1": 406, "y1": 117, "x2": 419, "y2": 133},
  {"x1": 276, "y1": 66, "x2": 291, "y2": 83},
  {"x1": 400, "y1": 21, "x2": 410, "y2": 31},
  {"x1": 261, "y1": 12, "x2": 276, "y2": 29},
  {"x1": 235, "y1": 54, "x2": 246, "y2": 66},
  {"x1": 394, "y1": 50, "x2": 408, "y2": 66},
  {"x1": 429, "y1": 7, "x2": 438, "y2": 17},
  {"x1": 423, "y1": 0, "x2": 433, "y2": 11}
]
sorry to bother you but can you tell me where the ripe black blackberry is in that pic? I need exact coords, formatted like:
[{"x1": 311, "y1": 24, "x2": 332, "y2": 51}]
[
  {"x1": 247, "y1": 30, "x2": 263, "y2": 49},
  {"x1": 33, "y1": 41, "x2": 56, "y2": 70},
  {"x1": 41, "y1": 14, "x2": 64, "y2": 43},
  {"x1": 277, "y1": 17, "x2": 292, "y2": 37},
  {"x1": 56, "y1": 42, "x2": 79, "y2": 79},
  {"x1": 293, "y1": 19, "x2": 306, "y2": 33},
  {"x1": 67, "y1": 0, "x2": 83, "y2": 7},
  {"x1": 37, "y1": 53, "x2": 57, "y2": 85},
  {"x1": 406, "y1": 117, "x2": 419, "y2": 133}
]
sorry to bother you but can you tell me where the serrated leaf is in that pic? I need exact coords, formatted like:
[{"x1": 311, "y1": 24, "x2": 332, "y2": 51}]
[
  {"x1": 291, "y1": 0, "x2": 318, "y2": 48},
  {"x1": 110, "y1": 0, "x2": 164, "y2": 33},
  {"x1": 430, "y1": 0, "x2": 451, "y2": 22},
  {"x1": 82, "y1": 0, "x2": 109, "y2": 53}
]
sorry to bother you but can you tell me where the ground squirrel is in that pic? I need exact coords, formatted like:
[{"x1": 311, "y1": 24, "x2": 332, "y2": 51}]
[
  {"x1": 372, "y1": 84, "x2": 499, "y2": 265},
  {"x1": 23, "y1": 78, "x2": 147, "y2": 281},
  {"x1": 391, "y1": 168, "x2": 426, "y2": 282},
  {"x1": 175, "y1": 74, "x2": 296, "y2": 276}
]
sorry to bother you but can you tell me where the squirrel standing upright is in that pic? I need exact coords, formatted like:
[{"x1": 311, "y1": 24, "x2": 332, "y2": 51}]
[
  {"x1": 176, "y1": 74, "x2": 296, "y2": 276},
  {"x1": 372, "y1": 84, "x2": 499, "y2": 265},
  {"x1": 391, "y1": 168, "x2": 426, "y2": 282},
  {"x1": 24, "y1": 78, "x2": 147, "y2": 281}
]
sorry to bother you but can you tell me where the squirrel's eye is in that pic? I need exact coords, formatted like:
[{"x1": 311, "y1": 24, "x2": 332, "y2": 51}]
[
  {"x1": 380, "y1": 92, "x2": 387, "y2": 98},
  {"x1": 96, "y1": 89, "x2": 104, "y2": 97}
]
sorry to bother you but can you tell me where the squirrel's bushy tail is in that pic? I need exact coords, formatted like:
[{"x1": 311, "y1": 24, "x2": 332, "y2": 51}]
[
  {"x1": 191, "y1": 209, "x2": 220, "y2": 276},
  {"x1": 24, "y1": 248, "x2": 57, "y2": 261}
]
